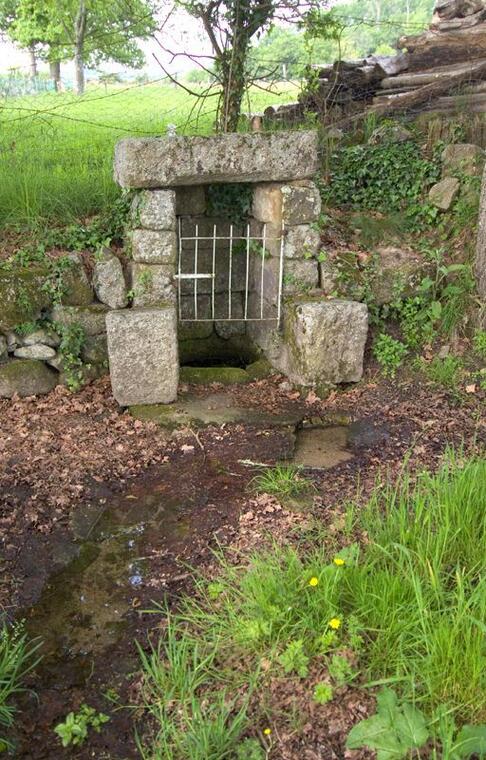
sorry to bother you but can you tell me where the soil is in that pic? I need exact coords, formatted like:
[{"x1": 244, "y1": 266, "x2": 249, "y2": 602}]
[{"x1": 0, "y1": 368, "x2": 484, "y2": 759}]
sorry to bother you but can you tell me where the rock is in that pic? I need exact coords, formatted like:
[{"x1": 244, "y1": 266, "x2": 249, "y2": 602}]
[
  {"x1": 106, "y1": 307, "x2": 179, "y2": 405},
  {"x1": 319, "y1": 261, "x2": 338, "y2": 294},
  {"x1": 0, "y1": 335, "x2": 7, "y2": 361},
  {"x1": 81, "y1": 334, "x2": 108, "y2": 365},
  {"x1": 179, "y1": 366, "x2": 250, "y2": 384},
  {"x1": 131, "y1": 263, "x2": 176, "y2": 307},
  {"x1": 51, "y1": 304, "x2": 109, "y2": 336},
  {"x1": 175, "y1": 186, "x2": 207, "y2": 215},
  {"x1": 442, "y1": 143, "x2": 484, "y2": 177},
  {"x1": 282, "y1": 182, "x2": 322, "y2": 225},
  {"x1": 61, "y1": 253, "x2": 94, "y2": 307},
  {"x1": 21, "y1": 327, "x2": 60, "y2": 348},
  {"x1": 368, "y1": 124, "x2": 413, "y2": 144},
  {"x1": 428, "y1": 177, "x2": 460, "y2": 210},
  {"x1": 246, "y1": 358, "x2": 273, "y2": 380},
  {"x1": 131, "y1": 229, "x2": 177, "y2": 264},
  {"x1": 0, "y1": 359, "x2": 58, "y2": 398},
  {"x1": 114, "y1": 131, "x2": 320, "y2": 188},
  {"x1": 14, "y1": 344, "x2": 56, "y2": 360},
  {"x1": 372, "y1": 246, "x2": 427, "y2": 305},
  {"x1": 93, "y1": 250, "x2": 128, "y2": 309},
  {"x1": 0, "y1": 266, "x2": 50, "y2": 332},
  {"x1": 283, "y1": 260, "x2": 319, "y2": 293},
  {"x1": 283, "y1": 225, "x2": 321, "y2": 259},
  {"x1": 252, "y1": 183, "x2": 283, "y2": 223},
  {"x1": 276, "y1": 299, "x2": 368, "y2": 385},
  {"x1": 132, "y1": 189, "x2": 176, "y2": 230},
  {"x1": 6, "y1": 332, "x2": 17, "y2": 352}
]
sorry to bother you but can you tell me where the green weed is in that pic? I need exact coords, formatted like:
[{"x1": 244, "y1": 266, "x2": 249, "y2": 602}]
[
  {"x1": 373, "y1": 333, "x2": 408, "y2": 377},
  {"x1": 0, "y1": 625, "x2": 41, "y2": 751},
  {"x1": 420, "y1": 355, "x2": 463, "y2": 391},
  {"x1": 472, "y1": 330, "x2": 486, "y2": 359},
  {"x1": 249, "y1": 464, "x2": 314, "y2": 499},
  {"x1": 54, "y1": 704, "x2": 110, "y2": 748}
]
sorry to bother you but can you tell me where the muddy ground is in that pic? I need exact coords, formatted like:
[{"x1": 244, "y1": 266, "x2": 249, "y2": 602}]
[{"x1": 0, "y1": 368, "x2": 484, "y2": 759}]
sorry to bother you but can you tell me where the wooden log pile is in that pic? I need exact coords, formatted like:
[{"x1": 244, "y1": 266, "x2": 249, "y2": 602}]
[{"x1": 266, "y1": 0, "x2": 486, "y2": 126}]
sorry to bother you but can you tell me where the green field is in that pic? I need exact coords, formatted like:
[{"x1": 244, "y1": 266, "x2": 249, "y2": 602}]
[{"x1": 0, "y1": 82, "x2": 298, "y2": 230}]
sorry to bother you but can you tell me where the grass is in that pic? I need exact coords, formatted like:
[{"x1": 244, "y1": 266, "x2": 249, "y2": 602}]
[
  {"x1": 0, "y1": 624, "x2": 40, "y2": 751},
  {"x1": 249, "y1": 464, "x2": 314, "y2": 498},
  {"x1": 137, "y1": 452, "x2": 486, "y2": 757},
  {"x1": 0, "y1": 82, "x2": 298, "y2": 230}
]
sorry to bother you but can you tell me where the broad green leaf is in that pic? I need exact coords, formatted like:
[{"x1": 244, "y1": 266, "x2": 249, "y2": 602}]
[
  {"x1": 346, "y1": 715, "x2": 404, "y2": 759},
  {"x1": 452, "y1": 725, "x2": 486, "y2": 758},
  {"x1": 395, "y1": 703, "x2": 429, "y2": 750},
  {"x1": 376, "y1": 688, "x2": 399, "y2": 725}
]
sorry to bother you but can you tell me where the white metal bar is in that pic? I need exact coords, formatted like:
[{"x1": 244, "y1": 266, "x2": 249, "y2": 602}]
[
  {"x1": 244, "y1": 223, "x2": 250, "y2": 319},
  {"x1": 228, "y1": 224, "x2": 233, "y2": 319},
  {"x1": 177, "y1": 217, "x2": 182, "y2": 321},
  {"x1": 175, "y1": 273, "x2": 214, "y2": 280},
  {"x1": 211, "y1": 224, "x2": 216, "y2": 320},
  {"x1": 179, "y1": 235, "x2": 281, "y2": 242},
  {"x1": 180, "y1": 317, "x2": 279, "y2": 322},
  {"x1": 260, "y1": 223, "x2": 267, "y2": 320},
  {"x1": 194, "y1": 223, "x2": 199, "y2": 320},
  {"x1": 277, "y1": 222, "x2": 285, "y2": 324}
]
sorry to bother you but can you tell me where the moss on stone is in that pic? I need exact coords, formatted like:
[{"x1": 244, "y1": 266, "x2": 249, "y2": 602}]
[
  {"x1": 0, "y1": 266, "x2": 51, "y2": 331},
  {"x1": 0, "y1": 358, "x2": 58, "y2": 398},
  {"x1": 245, "y1": 358, "x2": 273, "y2": 380},
  {"x1": 180, "y1": 366, "x2": 251, "y2": 384},
  {"x1": 179, "y1": 333, "x2": 259, "y2": 365}
]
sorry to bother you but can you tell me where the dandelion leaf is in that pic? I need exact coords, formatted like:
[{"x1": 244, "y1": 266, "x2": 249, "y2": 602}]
[{"x1": 452, "y1": 725, "x2": 486, "y2": 758}]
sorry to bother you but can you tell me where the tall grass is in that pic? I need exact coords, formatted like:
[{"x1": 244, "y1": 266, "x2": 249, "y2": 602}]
[
  {"x1": 0, "y1": 624, "x2": 40, "y2": 750},
  {"x1": 0, "y1": 83, "x2": 298, "y2": 229},
  {"x1": 137, "y1": 453, "x2": 486, "y2": 756}
]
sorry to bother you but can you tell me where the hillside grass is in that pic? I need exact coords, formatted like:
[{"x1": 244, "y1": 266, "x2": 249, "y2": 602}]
[
  {"x1": 0, "y1": 82, "x2": 298, "y2": 230},
  {"x1": 137, "y1": 453, "x2": 486, "y2": 758}
]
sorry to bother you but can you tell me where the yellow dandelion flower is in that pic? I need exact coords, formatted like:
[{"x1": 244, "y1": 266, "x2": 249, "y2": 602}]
[
  {"x1": 333, "y1": 557, "x2": 345, "y2": 566},
  {"x1": 263, "y1": 728, "x2": 272, "y2": 736},
  {"x1": 308, "y1": 576, "x2": 319, "y2": 587},
  {"x1": 328, "y1": 617, "x2": 341, "y2": 630}
]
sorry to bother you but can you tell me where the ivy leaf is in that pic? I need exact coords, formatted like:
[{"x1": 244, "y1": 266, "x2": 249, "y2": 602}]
[{"x1": 451, "y1": 725, "x2": 486, "y2": 758}]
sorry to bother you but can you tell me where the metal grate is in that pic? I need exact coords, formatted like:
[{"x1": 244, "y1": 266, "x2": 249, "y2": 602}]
[{"x1": 175, "y1": 219, "x2": 284, "y2": 323}]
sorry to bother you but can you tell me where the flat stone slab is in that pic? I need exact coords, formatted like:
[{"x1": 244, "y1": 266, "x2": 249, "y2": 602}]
[
  {"x1": 130, "y1": 392, "x2": 304, "y2": 429},
  {"x1": 106, "y1": 307, "x2": 178, "y2": 406},
  {"x1": 114, "y1": 131, "x2": 319, "y2": 188}
]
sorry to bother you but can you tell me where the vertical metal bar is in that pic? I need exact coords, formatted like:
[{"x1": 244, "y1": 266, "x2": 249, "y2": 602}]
[
  {"x1": 228, "y1": 223, "x2": 233, "y2": 319},
  {"x1": 277, "y1": 222, "x2": 285, "y2": 325},
  {"x1": 211, "y1": 223, "x2": 216, "y2": 321},
  {"x1": 194, "y1": 223, "x2": 199, "y2": 320},
  {"x1": 244, "y1": 222, "x2": 250, "y2": 319},
  {"x1": 260, "y1": 223, "x2": 267, "y2": 320},
  {"x1": 177, "y1": 216, "x2": 182, "y2": 320}
]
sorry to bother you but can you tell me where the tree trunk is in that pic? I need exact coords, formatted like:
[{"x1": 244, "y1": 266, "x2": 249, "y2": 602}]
[
  {"x1": 74, "y1": 0, "x2": 87, "y2": 95},
  {"x1": 28, "y1": 44, "x2": 37, "y2": 78},
  {"x1": 219, "y1": 38, "x2": 248, "y2": 132},
  {"x1": 49, "y1": 60, "x2": 61, "y2": 91}
]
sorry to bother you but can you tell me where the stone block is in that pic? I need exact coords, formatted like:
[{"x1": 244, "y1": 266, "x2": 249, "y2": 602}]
[
  {"x1": 131, "y1": 263, "x2": 176, "y2": 307},
  {"x1": 428, "y1": 177, "x2": 460, "y2": 210},
  {"x1": 51, "y1": 304, "x2": 109, "y2": 336},
  {"x1": 282, "y1": 182, "x2": 321, "y2": 225},
  {"x1": 0, "y1": 359, "x2": 58, "y2": 398},
  {"x1": 319, "y1": 261, "x2": 338, "y2": 294},
  {"x1": 252, "y1": 183, "x2": 283, "y2": 223},
  {"x1": 20, "y1": 327, "x2": 60, "y2": 348},
  {"x1": 371, "y1": 246, "x2": 427, "y2": 305},
  {"x1": 14, "y1": 344, "x2": 56, "y2": 360},
  {"x1": 0, "y1": 335, "x2": 7, "y2": 361},
  {"x1": 131, "y1": 229, "x2": 177, "y2": 264},
  {"x1": 133, "y1": 189, "x2": 176, "y2": 230},
  {"x1": 283, "y1": 260, "x2": 319, "y2": 294},
  {"x1": 283, "y1": 225, "x2": 321, "y2": 259},
  {"x1": 81, "y1": 334, "x2": 108, "y2": 365},
  {"x1": 114, "y1": 131, "x2": 320, "y2": 188},
  {"x1": 442, "y1": 143, "x2": 484, "y2": 177},
  {"x1": 106, "y1": 307, "x2": 178, "y2": 405},
  {"x1": 61, "y1": 253, "x2": 94, "y2": 307},
  {"x1": 0, "y1": 266, "x2": 50, "y2": 332},
  {"x1": 178, "y1": 321, "x2": 214, "y2": 341},
  {"x1": 93, "y1": 249, "x2": 128, "y2": 309},
  {"x1": 277, "y1": 299, "x2": 368, "y2": 385},
  {"x1": 176, "y1": 186, "x2": 207, "y2": 216}
]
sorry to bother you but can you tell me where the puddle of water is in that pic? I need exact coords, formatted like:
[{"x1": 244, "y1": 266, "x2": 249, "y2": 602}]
[
  {"x1": 24, "y1": 488, "x2": 192, "y2": 663},
  {"x1": 292, "y1": 425, "x2": 353, "y2": 468}
]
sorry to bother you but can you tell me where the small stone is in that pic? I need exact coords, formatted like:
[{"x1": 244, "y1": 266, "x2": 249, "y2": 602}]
[
  {"x1": 14, "y1": 344, "x2": 56, "y2": 360},
  {"x1": 442, "y1": 143, "x2": 484, "y2": 177},
  {"x1": 132, "y1": 189, "x2": 176, "y2": 230},
  {"x1": 106, "y1": 307, "x2": 179, "y2": 405},
  {"x1": 283, "y1": 225, "x2": 321, "y2": 259},
  {"x1": 61, "y1": 253, "x2": 94, "y2": 307},
  {"x1": 428, "y1": 177, "x2": 460, "y2": 210},
  {"x1": 368, "y1": 124, "x2": 412, "y2": 145},
  {"x1": 0, "y1": 335, "x2": 7, "y2": 361},
  {"x1": 6, "y1": 332, "x2": 17, "y2": 351},
  {"x1": 93, "y1": 249, "x2": 128, "y2": 309},
  {"x1": 283, "y1": 259, "x2": 319, "y2": 294},
  {"x1": 131, "y1": 229, "x2": 177, "y2": 264},
  {"x1": 0, "y1": 359, "x2": 58, "y2": 398},
  {"x1": 51, "y1": 304, "x2": 109, "y2": 336},
  {"x1": 372, "y1": 246, "x2": 427, "y2": 305},
  {"x1": 282, "y1": 182, "x2": 321, "y2": 225},
  {"x1": 21, "y1": 328, "x2": 60, "y2": 348},
  {"x1": 319, "y1": 260, "x2": 338, "y2": 293},
  {"x1": 131, "y1": 263, "x2": 176, "y2": 307}
]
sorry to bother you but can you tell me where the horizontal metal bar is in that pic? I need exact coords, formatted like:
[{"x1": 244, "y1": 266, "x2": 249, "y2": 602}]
[
  {"x1": 179, "y1": 235, "x2": 281, "y2": 242},
  {"x1": 179, "y1": 317, "x2": 280, "y2": 322},
  {"x1": 174, "y1": 273, "x2": 215, "y2": 280}
]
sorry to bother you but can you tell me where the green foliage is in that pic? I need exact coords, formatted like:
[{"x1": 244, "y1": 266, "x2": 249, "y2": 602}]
[
  {"x1": 249, "y1": 464, "x2": 314, "y2": 498},
  {"x1": 54, "y1": 321, "x2": 86, "y2": 391},
  {"x1": 206, "y1": 184, "x2": 253, "y2": 224},
  {"x1": 373, "y1": 333, "x2": 408, "y2": 377},
  {"x1": 235, "y1": 738, "x2": 265, "y2": 760},
  {"x1": 420, "y1": 355, "x2": 463, "y2": 391},
  {"x1": 42, "y1": 254, "x2": 74, "y2": 305},
  {"x1": 54, "y1": 704, "x2": 109, "y2": 748},
  {"x1": 347, "y1": 688, "x2": 429, "y2": 759},
  {"x1": 473, "y1": 330, "x2": 486, "y2": 359},
  {"x1": 328, "y1": 654, "x2": 355, "y2": 686},
  {"x1": 0, "y1": 624, "x2": 40, "y2": 751},
  {"x1": 322, "y1": 141, "x2": 440, "y2": 217},
  {"x1": 278, "y1": 639, "x2": 309, "y2": 678},
  {"x1": 313, "y1": 682, "x2": 333, "y2": 705}
]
